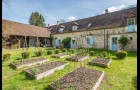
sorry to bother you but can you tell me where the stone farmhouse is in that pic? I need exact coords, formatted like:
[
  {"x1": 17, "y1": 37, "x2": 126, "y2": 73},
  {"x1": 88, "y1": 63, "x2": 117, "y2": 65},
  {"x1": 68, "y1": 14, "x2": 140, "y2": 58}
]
[{"x1": 2, "y1": 7, "x2": 137, "y2": 51}]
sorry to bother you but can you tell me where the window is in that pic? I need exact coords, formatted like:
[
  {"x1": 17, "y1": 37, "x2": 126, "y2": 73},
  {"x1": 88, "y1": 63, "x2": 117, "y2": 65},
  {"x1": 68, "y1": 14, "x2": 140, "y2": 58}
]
[
  {"x1": 127, "y1": 18, "x2": 135, "y2": 25},
  {"x1": 87, "y1": 23, "x2": 92, "y2": 27},
  {"x1": 72, "y1": 40, "x2": 75, "y2": 44},
  {"x1": 72, "y1": 25, "x2": 78, "y2": 31},
  {"x1": 59, "y1": 28, "x2": 64, "y2": 32},
  {"x1": 87, "y1": 38, "x2": 90, "y2": 44}
]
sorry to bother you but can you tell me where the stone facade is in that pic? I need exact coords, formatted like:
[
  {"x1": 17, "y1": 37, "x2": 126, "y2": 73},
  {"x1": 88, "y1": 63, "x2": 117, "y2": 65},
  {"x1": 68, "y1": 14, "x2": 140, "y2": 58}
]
[{"x1": 52, "y1": 26, "x2": 137, "y2": 51}]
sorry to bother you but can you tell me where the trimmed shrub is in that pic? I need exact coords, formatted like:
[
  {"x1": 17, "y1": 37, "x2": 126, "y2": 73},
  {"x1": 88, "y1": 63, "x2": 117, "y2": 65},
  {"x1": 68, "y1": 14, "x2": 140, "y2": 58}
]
[
  {"x1": 116, "y1": 50, "x2": 127, "y2": 59},
  {"x1": 61, "y1": 48, "x2": 67, "y2": 52},
  {"x1": 89, "y1": 51, "x2": 94, "y2": 56},
  {"x1": 69, "y1": 49, "x2": 76, "y2": 53},
  {"x1": 34, "y1": 50, "x2": 42, "y2": 57},
  {"x1": 54, "y1": 49, "x2": 60, "y2": 54},
  {"x1": 47, "y1": 50, "x2": 53, "y2": 55},
  {"x1": 101, "y1": 51, "x2": 108, "y2": 58},
  {"x1": 3, "y1": 53, "x2": 11, "y2": 61},
  {"x1": 21, "y1": 51, "x2": 30, "y2": 59}
]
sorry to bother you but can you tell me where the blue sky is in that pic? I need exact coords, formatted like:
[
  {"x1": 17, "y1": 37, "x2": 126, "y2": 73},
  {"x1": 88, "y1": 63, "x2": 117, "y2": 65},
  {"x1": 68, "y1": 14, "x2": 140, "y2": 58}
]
[{"x1": 2, "y1": 0, "x2": 137, "y2": 25}]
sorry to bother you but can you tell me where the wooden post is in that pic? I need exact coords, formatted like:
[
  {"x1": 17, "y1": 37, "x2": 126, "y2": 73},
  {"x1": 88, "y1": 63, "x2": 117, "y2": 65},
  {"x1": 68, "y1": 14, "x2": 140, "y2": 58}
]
[
  {"x1": 106, "y1": 31, "x2": 109, "y2": 51},
  {"x1": 37, "y1": 37, "x2": 38, "y2": 47},
  {"x1": 18, "y1": 39, "x2": 20, "y2": 48},
  {"x1": 45, "y1": 37, "x2": 46, "y2": 47}
]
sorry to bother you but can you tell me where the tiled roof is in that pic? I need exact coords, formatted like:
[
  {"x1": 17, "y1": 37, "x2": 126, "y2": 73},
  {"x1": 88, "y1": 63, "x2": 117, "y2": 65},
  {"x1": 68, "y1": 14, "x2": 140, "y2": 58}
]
[
  {"x1": 2, "y1": 19, "x2": 51, "y2": 37},
  {"x1": 50, "y1": 7, "x2": 137, "y2": 34}
]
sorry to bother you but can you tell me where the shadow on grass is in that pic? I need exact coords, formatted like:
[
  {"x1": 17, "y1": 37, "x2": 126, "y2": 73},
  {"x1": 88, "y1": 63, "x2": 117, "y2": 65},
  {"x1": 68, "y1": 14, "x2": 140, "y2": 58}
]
[
  {"x1": 111, "y1": 58, "x2": 124, "y2": 60},
  {"x1": 43, "y1": 85, "x2": 53, "y2": 90},
  {"x1": 19, "y1": 71, "x2": 35, "y2": 80},
  {"x1": 132, "y1": 76, "x2": 137, "y2": 88},
  {"x1": 15, "y1": 57, "x2": 22, "y2": 60}
]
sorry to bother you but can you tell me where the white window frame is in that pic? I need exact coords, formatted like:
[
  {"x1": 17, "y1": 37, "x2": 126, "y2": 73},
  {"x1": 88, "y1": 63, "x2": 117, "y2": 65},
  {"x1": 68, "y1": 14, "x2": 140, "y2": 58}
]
[
  {"x1": 87, "y1": 23, "x2": 92, "y2": 27},
  {"x1": 127, "y1": 18, "x2": 135, "y2": 25},
  {"x1": 59, "y1": 28, "x2": 64, "y2": 32},
  {"x1": 72, "y1": 25, "x2": 78, "y2": 31}
]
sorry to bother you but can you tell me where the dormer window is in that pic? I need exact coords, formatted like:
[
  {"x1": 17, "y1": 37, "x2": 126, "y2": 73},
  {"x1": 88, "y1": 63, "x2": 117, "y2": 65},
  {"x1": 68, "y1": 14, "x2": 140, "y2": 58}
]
[
  {"x1": 87, "y1": 23, "x2": 92, "y2": 27},
  {"x1": 72, "y1": 22, "x2": 78, "y2": 31},
  {"x1": 59, "y1": 28, "x2": 64, "y2": 32},
  {"x1": 59, "y1": 25, "x2": 65, "y2": 32},
  {"x1": 72, "y1": 25, "x2": 78, "y2": 31},
  {"x1": 127, "y1": 18, "x2": 135, "y2": 25}
]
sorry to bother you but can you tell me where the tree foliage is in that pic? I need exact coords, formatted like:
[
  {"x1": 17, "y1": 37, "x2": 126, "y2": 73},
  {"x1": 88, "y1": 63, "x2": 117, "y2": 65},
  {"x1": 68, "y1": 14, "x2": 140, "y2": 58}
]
[
  {"x1": 29, "y1": 12, "x2": 46, "y2": 27},
  {"x1": 118, "y1": 36, "x2": 129, "y2": 50},
  {"x1": 62, "y1": 37, "x2": 71, "y2": 48}
]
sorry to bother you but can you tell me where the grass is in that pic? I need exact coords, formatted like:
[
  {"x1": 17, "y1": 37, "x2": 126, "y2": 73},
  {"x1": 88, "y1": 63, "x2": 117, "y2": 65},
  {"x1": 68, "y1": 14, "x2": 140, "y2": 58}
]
[{"x1": 2, "y1": 47, "x2": 137, "y2": 90}]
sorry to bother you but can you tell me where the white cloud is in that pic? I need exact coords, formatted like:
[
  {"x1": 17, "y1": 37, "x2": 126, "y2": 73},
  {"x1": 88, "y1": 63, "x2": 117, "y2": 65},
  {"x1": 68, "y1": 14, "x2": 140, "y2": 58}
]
[
  {"x1": 68, "y1": 16, "x2": 76, "y2": 21},
  {"x1": 103, "y1": 5, "x2": 127, "y2": 13}
]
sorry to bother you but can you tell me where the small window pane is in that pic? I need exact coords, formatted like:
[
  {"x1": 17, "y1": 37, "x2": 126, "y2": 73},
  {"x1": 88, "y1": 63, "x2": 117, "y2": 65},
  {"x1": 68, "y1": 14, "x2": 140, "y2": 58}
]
[{"x1": 87, "y1": 38, "x2": 90, "y2": 44}]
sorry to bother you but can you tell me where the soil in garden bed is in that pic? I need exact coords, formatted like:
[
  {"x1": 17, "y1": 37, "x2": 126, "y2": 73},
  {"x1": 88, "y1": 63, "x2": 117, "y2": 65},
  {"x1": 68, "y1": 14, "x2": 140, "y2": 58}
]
[
  {"x1": 50, "y1": 67, "x2": 104, "y2": 90},
  {"x1": 24, "y1": 61, "x2": 67, "y2": 75},
  {"x1": 67, "y1": 55, "x2": 88, "y2": 62},
  {"x1": 11, "y1": 58, "x2": 48, "y2": 66},
  {"x1": 89, "y1": 58, "x2": 111, "y2": 67},
  {"x1": 52, "y1": 54, "x2": 69, "y2": 58}
]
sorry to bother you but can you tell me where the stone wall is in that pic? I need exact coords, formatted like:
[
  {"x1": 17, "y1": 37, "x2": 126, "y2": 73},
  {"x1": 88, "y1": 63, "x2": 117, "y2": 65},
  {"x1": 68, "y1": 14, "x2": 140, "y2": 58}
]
[{"x1": 52, "y1": 27, "x2": 137, "y2": 51}]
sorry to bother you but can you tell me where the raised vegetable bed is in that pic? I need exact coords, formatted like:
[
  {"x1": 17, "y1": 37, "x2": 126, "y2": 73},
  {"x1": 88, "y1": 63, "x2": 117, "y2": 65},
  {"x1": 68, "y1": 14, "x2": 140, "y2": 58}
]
[
  {"x1": 89, "y1": 58, "x2": 111, "y2": 67},
  {"x1": 10, "y1": 58, "x2": 49, "y2": 69},
  {"x1": 52, "y1": 54, "x2": 69, "y2": 58},
  {"x1": 24, "y1": 61, "x2": 68, "y2": 80},
  {"x1": 67, "y1": 55, "x2": 89, "y2": 62},
  {"x1": 49, "y1": 67, "x2": 104, "y2": 90}
]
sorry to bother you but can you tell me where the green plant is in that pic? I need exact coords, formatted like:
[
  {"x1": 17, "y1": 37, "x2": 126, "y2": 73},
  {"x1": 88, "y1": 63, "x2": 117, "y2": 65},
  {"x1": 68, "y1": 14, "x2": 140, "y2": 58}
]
[
  {"x1": 132, "y1": 76, "x2": 137, "y2": 88},
  {"x1": 69, "y1": 49, "x2": 76, "y2": 54},
  {"x1": 32, "y1": 67, "x2": 40, "y2": 75},
  {"x1": 89, "y1": 51, "x2": 94, "y2": 56},
  {"x1": 118, "y1": 36, "x2": 129, "y2": 50},
  {"x1": 3, "y1": 53, "x2": 11, "y2": 61},
  {"x1": 61, "y1": 48, "x2": 67, "y2": 52},
  {"x1": 68, "y1": 84, "x2": 77, "y2": 90},
  {"x1": 62, "y1": 37, "x2": 71, "y2": 48},
  {"x1": 106, "y1": 53, "x2": 112, "y2": 59},
  {"x1": 116, "y1": 50, "x2": 127, "y2": 59},
  {"x1": 101, "y1": 51, "x2": 108, "y2": 57},
  {"x1": 54, "y1": 49, "x2": 60, "y2": 54},
  {"x1": 21, "y1": 51, "x2": 30, "y2": 59},
  {"x1": 47, "y1": 50, "x2": 53, "y2": 55},
  {"x1": 34, "y1": 49, "x2": 42, "y2": 57}
]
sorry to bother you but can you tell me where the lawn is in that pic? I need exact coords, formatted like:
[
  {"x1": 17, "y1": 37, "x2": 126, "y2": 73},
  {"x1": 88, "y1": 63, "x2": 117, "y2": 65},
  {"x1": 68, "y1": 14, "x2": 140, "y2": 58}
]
[{"x1": 2, "y1": 48, "x2": 137, "y2": 90}]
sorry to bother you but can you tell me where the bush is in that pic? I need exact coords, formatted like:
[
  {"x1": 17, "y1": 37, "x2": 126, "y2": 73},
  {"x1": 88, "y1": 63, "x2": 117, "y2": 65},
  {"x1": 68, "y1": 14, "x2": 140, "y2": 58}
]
[
  {"x1": 62, "y1": 37, "x2": 71, "y2": 48},
  {"x1": 106, "y1": 53, "x2": 112, "y2": 59},
  {"x1": 101, "y1": 51, "x2": 108, "y2": 57},
  {"x1": 89, "y1": 51, "x2": 94, "y2": 56},
  {"x1": 116, "y1": 50, "x2": 127, "y2": 59},
  {"x1": 3, "y1": 53, "x2": 11, "y2": 61},
  {"x1": 61, "y1": 48, "x2": 67, "y2": 52},
  {"x1": 34, "y1": 50, "x2": 42, "y2": 57},
  {"x1": 69, "y1": 49, "x2": 76, "y2": 53},
  {"x1": 47, "y1": 50, "x2": 53, "y2": 55},
  {"x1": 21, "y1": 51, "x2": 30, "y2": 59},
  {"x1": 54, "y1": 49, "x2": 60, "y2": 54}
]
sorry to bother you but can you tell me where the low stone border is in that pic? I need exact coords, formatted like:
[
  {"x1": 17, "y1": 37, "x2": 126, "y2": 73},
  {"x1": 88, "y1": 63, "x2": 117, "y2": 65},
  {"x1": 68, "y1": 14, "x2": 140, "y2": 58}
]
[
  {"x1": 24, "y1": 61, "x2": 68, "y2": 80},
  {"x1": 89, "y1": 58, "x2": 111, "y2": 68},
  {"x1": 52, "y1": 54, "x2": 69, "y2": 58},
  {"x1": 67, "y1": 55, "x2": 89, "y2": 62},
  {"x1": 10, "y1": 58, "x2": 49, "y2": 69},
  {"x1": 49, "y1": 67, "x2": 104, "y2": 90}
]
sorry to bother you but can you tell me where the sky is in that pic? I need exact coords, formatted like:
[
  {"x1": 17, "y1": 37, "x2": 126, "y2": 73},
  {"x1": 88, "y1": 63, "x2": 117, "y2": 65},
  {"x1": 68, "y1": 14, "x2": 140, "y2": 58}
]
[{"x1": 2, "y1": 0, "x2": 137, "y2": 26}]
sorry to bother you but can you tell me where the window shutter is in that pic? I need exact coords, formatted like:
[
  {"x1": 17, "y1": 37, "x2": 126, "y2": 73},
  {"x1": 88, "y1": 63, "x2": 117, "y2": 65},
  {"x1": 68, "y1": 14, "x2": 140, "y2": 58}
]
[{"x1": 90, "y1": 36, "x2": 94, "y2": 45}]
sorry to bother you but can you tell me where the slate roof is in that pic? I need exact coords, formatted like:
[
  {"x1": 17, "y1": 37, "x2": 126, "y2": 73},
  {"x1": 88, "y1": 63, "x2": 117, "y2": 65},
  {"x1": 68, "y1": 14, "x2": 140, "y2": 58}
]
[
  {"x1": 50, "y1": 7, "x2": 137, "y2": 34},
  {"x1": 2, "y1": 19, "x2": 51, "y2": 37}
]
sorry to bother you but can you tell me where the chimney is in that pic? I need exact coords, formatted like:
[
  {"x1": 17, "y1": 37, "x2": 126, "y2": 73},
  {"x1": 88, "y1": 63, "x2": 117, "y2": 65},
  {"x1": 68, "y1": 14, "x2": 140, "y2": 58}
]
[
  {"x1": 48, "y1": 24, "x2": 50, "y2": 28},
  {"x1": 57, "y1": 21, "x2": 60, "y2": 25},
  {"x1": 105, "y1": 9, "x2": 108, "y2": 14}
]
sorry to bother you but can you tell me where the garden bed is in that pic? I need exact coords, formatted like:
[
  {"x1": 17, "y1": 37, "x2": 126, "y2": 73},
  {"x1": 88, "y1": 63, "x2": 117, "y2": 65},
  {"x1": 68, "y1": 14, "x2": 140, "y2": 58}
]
[
  {"x1": 52, "y1": 54, "x2": 69, "y2": 58},
  {"x1": 89, "y1": 58, "x2": 111, "y2": 67},
  {"x1": 24, "y1": 61, "x2": 68, "y2": 80},
  {"x1": 10, "y1": 58, "x2": 49, "y2": 69},
  {"x1": 67, "y1": 55, "x2": 89, "y2": 62},
  {"x1": 49, "y1": 67, "x2": 104, "y2": 90}
]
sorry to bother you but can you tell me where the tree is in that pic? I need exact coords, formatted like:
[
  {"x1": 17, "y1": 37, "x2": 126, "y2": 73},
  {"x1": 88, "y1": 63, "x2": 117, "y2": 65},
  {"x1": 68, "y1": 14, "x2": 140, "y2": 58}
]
[
  {"x1": 62, "y1": 37, "x2": 71, "y2": 48},
  {"x1": 29, "y1": 12, "x2": 46, "y2": 27},
  {"x1": 118, "y1": 36, "x2": 130, "y2": 50}
]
